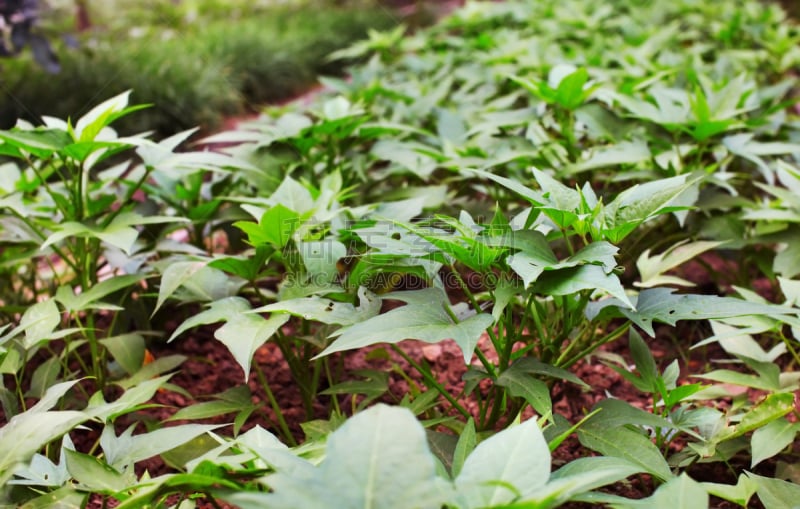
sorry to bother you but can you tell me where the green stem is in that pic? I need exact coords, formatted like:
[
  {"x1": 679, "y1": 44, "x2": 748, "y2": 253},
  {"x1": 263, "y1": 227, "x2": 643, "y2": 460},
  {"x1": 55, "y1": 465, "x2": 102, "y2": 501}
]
[
  {"x1": 9, "y1": 209, "x2": 80, "y2": 274},
  {"x1": 27, "y1": 155, "x2": 70, "y2": 218},
  {"x1": 448, "y1": 265, "x2": 498, "y2": 377},
  {"x1": 390, "y1": 344, "x2": 471, "y2": 420},
  {"x1": 255, "y1": 367, "x2": 297, "y2": 446},
  {"x1": 558, "y1": 108, "x2": 580, "y2": 162},
  {"x1": 274, "y1": 336, "x2": 314, "y2": 418},
  {"x1": 63, "y1": 331, "x2": 92, "y2": 384},
  {"x1": 484, "y1": 386, "x2": 507, "y2": 430},
  {"x1": 778, "y1": 329, "x2": 800, "y2": 367},
  {"x1": 102, "y1": 166, "x2": 153, "y2": 228},
  {"x1": 527, "y1": 297, "x2": 548, "y2": 356},
  {"x1": 324, "y1": 358, "x2": 342, "y2": 415},
  {"x1": 557, "y1": 322, "x2": 631, "y2": 368}
]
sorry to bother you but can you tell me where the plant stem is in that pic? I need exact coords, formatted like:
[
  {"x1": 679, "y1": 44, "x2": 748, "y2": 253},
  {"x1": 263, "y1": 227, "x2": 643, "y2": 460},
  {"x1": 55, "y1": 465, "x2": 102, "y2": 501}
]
[
  {"x1": 390, "y1": 344, "x2": 471, "y2": 420},
  {"x1": 324, "y1": 358, "x2": 342, "y2": 415},
  {"x1": 557, "y1": 322, "x2": 631, "y2": 368},
  {"x1": 447, "y1": 265, "x2": 498, "y2": 377},
  {"x1": 255, "y1": 367, "x2": 297, "y2": 446}
]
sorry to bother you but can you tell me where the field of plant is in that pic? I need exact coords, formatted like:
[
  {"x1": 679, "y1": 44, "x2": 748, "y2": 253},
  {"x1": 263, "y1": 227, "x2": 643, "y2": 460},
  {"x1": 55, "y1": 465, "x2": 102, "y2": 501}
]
[
  {"x1": 2, "y1": 0, "x2": 800, "y2": 507},
  {"x1": 0, "y1": 0, "x2": 399, "y2": 136}
]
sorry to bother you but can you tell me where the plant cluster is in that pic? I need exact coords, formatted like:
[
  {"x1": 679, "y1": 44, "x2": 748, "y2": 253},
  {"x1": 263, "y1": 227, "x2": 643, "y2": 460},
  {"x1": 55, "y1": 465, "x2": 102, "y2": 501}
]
[
  {"x1": 2, "y1": 0, "x2": 800, "y2": 507},
  {"x1": 0, "y1": 0, "x2": 398, "y2": 136}
]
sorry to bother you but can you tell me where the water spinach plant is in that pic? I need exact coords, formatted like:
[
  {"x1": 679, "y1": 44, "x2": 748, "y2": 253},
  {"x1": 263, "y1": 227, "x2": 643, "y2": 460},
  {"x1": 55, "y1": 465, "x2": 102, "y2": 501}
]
[{"x1": 2, "y1": 0, "x2": 800, "y2": 507}]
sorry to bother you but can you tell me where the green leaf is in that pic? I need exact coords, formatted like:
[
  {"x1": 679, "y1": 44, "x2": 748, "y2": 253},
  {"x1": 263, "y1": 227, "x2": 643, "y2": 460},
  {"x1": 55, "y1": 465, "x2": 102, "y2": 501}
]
[
  {"x1": 533, "y1": 265, "x2": 634, "y2": 310},
  {"x1": 496, "y1": 369, "x2": 552, "y2": 416},
  {"x1": 320, "y1": 289, "x2": 494, "y2": 363},
  {"x1": 636, "y1": 240, "x2": 725, "y2": 288},
  {"x1": 100, "y1": 423, "x2": 221, "y2": 470},
  {"x1": 600, "y1": 175, "x2": 697, "y2": 242},
  {"x1": 774, "y1": 238, "x2": 800, "y2": 278},
  {"x1": 467, "y1": 169, "x2": 544, "y2": 205},
  {"x1": 629, "y1": 329, "x2": 658, "y2": 389},
  {"x1": 168, "y1": 385, "x2": 254, "y2": 422},
  {"x1": 586, "y1": 399, "x2": 678, "y2": 435},
  {"x1": 506, "y1": 238, "x2": 618, "y2": 290},
  {"x1": 64, "y1": 450, "x2": 127, "y2": 493},
  {"x1": 747, "y1": 473, "x2": 800, "y2": 509},
  {"x1": 215, "y1": 312, "x2": 291, "y2": 381},
  {"x1": 452, "y1": 419, "x2": 476, "y2": 479},
  {"x1": 702, "y1": 474, "x2": 758, "y2": 507},
  {"x1": 695, "y1": 369, "x2": 779, "y2": 391},
  {"x1": 20, "y1": 298, "x2": 61, "y2": 348},
  {"x1": 42, "y1": 213, "x2": 185, "y2": 256},
  {"x1": 73, "y1": 90, "x2": 132, "y2": 141},
  {"x1": 161, "y1": 435, "x2": 225, "y2": 470},
  {"x1": 455, "y1": 419, "x2": 550, "y2": 508},
  {"x1": 506, "y1": 357, "x2": 589, "y2": 389},
  {"x1": 532, "y1": 168, "x2": 581, "y2": 229},
  {"x1": 648, "y1": 474, "x2": 709, "y2": 509},
  {"x1": 0, "y1": 128, "x2": 70, "y2": 158},
  {"x1": 591, "y1": 288, "x2": 797, "y2": 336},
  {"x1": 571, "y1": 140, "x2": 651, "y2": 173},
  {"x1": 18, "y1": 486, "x2": 86, "y2": 509},
  {"x1": 532, "y1": 456, "x2": 644, "y2": 508},
  {"x1": 115, "y1": 355, "x2": 185, "y2": 390},
  {"x1": 321, "y1": 370, "x2": 390, "y2": 407},
  {"x1": 578, "y1": 423, "x2": 672, "y2": 481},
  {"x1": 259, "y1": 203, "x2": 302, "y2": 248},
  {"x1": 251, "y1": 287, "x2": 380, "y2": 326},
  {"x1": 55, "y1": 274, "x2": 145, "y2": 312},
  {"x1": 554, "y1": 67, "x2": 591, "y2": 110},
  {"x1": 230, "y1": 405, "x2": 447, "y2": 509},
  {"x1": 719, "y1": 392, "x2": 795, "y2": 441},
  {"x1": 750, "y1": 418, "x2": 799, "y2": 467},
  {"x1": 0, "y1": 381, "x2": 86, "y2": 481},
  {"x1": 300, "y1": 240, "x2": 347, "y2": 283},
  {"x1": 87, "y1": 376, "x2": 172, "y2": 422},
  {"x1": 100, "y1": 334, "x2": 145, "y2": 376},
  {"x1": 153, "y1": 260, "x2": 207, "y2": 314},
  {"x1": 168, "y1": 296, "x2": 251, "y2": 342},
  {"x1": 27, "y1": 356, "x2": 61, "y2": 400}
]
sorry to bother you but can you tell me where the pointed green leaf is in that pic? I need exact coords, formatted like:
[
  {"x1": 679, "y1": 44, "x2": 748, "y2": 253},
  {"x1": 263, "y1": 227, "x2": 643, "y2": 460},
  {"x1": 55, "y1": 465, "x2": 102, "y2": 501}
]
[
  {"x1": 20, "y1": 298, "x2": 61, "y2": 348},
  {"x1": 168, "y1": 297, "x2": 251, "y2": 342},
  {"x1": 578, "y1": 423, "x2": 672, "y2": 481},
  {"x1": 251, "y1": 288, "x2": 380, "y2": 326},
  {"x1": 64, "y1": 450, "x2": 127, "y2": 493},
  {"x1": 230, "y1": 405, "x2": 447, "y2": 509},
  {"x1": 534, "y1": 265, "x2": 634, "y2": 310},
  {"x1": 153, "y1": 260, "x2": 207, "y2": 314},
  {"x1": 496, "y1": 369, "x2": 552, "y2": 416},
  {"x1": 702, "y1": 474, "x2": 758, "y2": 507},
  {"x1": 748, "y1": 473, "x2": 800, "y2": 509},
  {"x1": 452, "y1": 419, "x2": 476, "y2": 479},
  {"x1": 100, "y1": 334, "x2": 145, "y2": 376},
  {"x1": 320, "y1": 294, "x2": 494, "y2": 363},
  {"x1": 100, "y1": 423, "x2": 221, "y2": 470},
  {"x1": 649, "y1": 474, "x2": 708, "y2": 508},
  {"x1": 455, "y1": 419, "x2": 550, "y2": 508},
  {"x1": 55, "y1": 275, "x2": 145, "y2": 312},
  {"x1": 750, "y1": 418, "x2": 799, "y2": 468},
  {"x1": 215, "y1": 313, "x2": 290, "y2": 380}
]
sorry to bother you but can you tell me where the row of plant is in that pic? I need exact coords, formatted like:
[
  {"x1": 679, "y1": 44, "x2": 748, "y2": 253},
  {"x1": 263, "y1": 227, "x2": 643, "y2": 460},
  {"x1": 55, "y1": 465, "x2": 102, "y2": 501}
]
[
  {"x1": 2, "y1": 0, "x2": 800, "y2": 506},
  {"x1": 0, "y1": 0, "x2": 399, "y2": 137}
]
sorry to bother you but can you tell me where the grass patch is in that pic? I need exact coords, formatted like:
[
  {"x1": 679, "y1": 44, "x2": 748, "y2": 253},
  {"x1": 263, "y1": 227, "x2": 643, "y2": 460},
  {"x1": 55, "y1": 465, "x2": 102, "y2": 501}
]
[{"x1": 0, "y1": 3, "x2": 398, "y2": 135}]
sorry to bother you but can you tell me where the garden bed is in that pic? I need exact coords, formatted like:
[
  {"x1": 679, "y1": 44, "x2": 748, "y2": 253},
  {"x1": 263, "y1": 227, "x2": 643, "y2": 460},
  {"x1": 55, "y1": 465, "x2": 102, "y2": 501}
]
[{"x1": 2, "y1": 0, "x2": 800, "y2": 507}]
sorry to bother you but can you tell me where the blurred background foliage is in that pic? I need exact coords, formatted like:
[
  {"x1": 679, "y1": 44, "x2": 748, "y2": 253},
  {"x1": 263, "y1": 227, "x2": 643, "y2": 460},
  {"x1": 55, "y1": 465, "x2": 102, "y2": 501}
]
[
  {"x1": 1, "y1": 0, "x2": 793, "y2": 137},
  {"x1": 0, "y1": 0, "x2": 412, "y2": 136}
]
